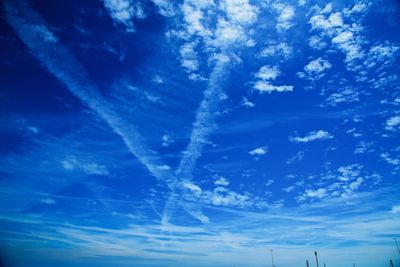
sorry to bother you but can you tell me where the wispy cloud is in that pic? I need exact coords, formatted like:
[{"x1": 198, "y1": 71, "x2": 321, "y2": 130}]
[
  {"x1": 102, "y1": 0, "x2": 146, "y2": 33},
  {"x1": 61, "y1": 156, "x2": 110, "y2": 176},
  {"x1": 4, "y1": 0, "x2": 172, "y2": 183},
  {"x1": 290, "y1": 130, "x2": 333, "y2": 143},
  {"x1": 162, "y1": 55, "x2": 231, "y2": 225}
]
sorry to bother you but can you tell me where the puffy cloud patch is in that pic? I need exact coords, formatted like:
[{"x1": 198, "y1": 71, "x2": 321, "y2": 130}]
[
  {"x1": 354, "y1": 141, "x2": 374, "y2": 154},
  {"x1": 259, "y1": 42, "x2": 293, "y2": 59},
  {"x1": 296, "y1": 164, "x2": 379, "y2": 203},
  {"x1": 380, "y1": 153, "x2": 400, "y2": 166},
  {"x1": 102, "y1": 0, "x2": 146, "y2": 33},
  {"x1": 180, "y1": 42, "x2": 200, "y2": 72},
  {"x1": 255, "y1": 65, "x2": 279, "y2": 80},
  {"x1": 249, "y1": 146, "x2": 267, "y2": 156},
  {"x1": 324, "y1": 87, "x2": 359, "y2": 106},
  {"x1": 150, "y1": 0, "x2": 175, "y2": 17},
  {"x1": 308, "y1": 35, "x2": 327, "y2": 50},
  {"x1": 220, "y1": 0, "x2": 258, "y2": 25},
  {"x1": 253, "y1": 65, "x2": 293, "y2": 93},
  {"x1": 214, "y1": 176, "x2": 230, "y2": 186},
  {"x1": 273, "y1": 2, "x2": 295, "y2": 31},
  {"x1": 304, "y1": 188, "x2": 327, "y2": 199},
  {"x1": 298, "y1": 57, "x2": 332, "y2": 80},
  {"x1": 241, "y1": 97, "x2": 255, "y2": 108},
  {"x1": 385, "y1": 115, "x2": 400, "y2": 131}
]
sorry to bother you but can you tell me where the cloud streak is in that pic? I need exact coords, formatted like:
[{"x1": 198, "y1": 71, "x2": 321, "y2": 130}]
[
  {"x1": 4, "y1": 0, "x2": 172, "y2": 183},
  {"x1": 162, "y1": 55, "x2": 231, "y2": 225}
]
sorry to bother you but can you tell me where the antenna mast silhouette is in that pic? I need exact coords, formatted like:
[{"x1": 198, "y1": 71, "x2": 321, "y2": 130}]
[
  {"x1": 394, "y1": 238, "x2": 400, "y2": 256},
  {"x1": 270, "y1": 249, "x2": 276, "y2": 267},
  {"x1": 314, "y1": 251, "x2": 319, "y2": 267}
]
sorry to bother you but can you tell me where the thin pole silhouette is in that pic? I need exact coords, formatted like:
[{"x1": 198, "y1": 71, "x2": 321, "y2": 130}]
[
  {"x1": 324, "y1": 263, "x2": 326, "y2": 267},
  {"x1": 394, "y1": 238, "x2": 400, "y2": 256},
  {"x1": 306, "y1": 259, "x2": 310, "y2": 267},
  {"x1": 270, "y1": 249, "x2": 276, "y2": 267},
  {"x1": 314, "y1": 251, "x2": 319, "y2": 267},
  {"x1": 390, "y1": 259, "x2": 394, "y2": 267}
]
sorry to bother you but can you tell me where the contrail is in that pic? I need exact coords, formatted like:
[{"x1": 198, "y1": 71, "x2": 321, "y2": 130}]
[
  {"x1": 4, "y1": 0, "x2": 173, "y2": 184},
  {"x1": 161, "y1": 55, "x2": 231, "y2": 224},
  {"x1": 5, "y1": 0, "x2": 232, "y2": 224}
]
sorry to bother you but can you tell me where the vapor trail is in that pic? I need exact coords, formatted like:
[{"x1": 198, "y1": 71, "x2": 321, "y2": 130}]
[
  {"x1": 4, "y1": 0, "x2": 173, "y2": 183},
  {"x1": 161, "y1": 55, "x2": 231, "y2": 224}
]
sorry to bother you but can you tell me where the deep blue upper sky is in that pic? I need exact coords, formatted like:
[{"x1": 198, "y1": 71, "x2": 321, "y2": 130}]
[{"x1": 1, "y1": 0, "x2": 400, "y2": 267}]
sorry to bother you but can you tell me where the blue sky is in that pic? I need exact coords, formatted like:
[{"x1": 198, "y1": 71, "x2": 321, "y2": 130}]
[{"x1": 0, "y1": 0, "x2": 400, "y2": 266}]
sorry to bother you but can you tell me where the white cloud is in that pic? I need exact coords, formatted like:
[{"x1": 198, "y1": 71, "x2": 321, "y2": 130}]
[
  {"x1": 296, "y1": 163, "x2": 380, "y2": 203},
  {"x1": 366, "y1": 43, "x2": 399, "y2": 68},
  {"x1": 182, "y1": 181, "x2": 202, "y2": 196},
  {"x1": 290, "y1": 130, "x2": 333, "y2": 143},
  {"x1": 102, "y1": 0, "x2": 146, "y2": 33},
  {"x1": 380, "y1": 153, "x2": 400, "y2": 166},
  {"x1": 213, "y1": 18, "x2": 246, "y2": 47},
  {"x1": 337, "y1": 164, "x2": 362, "y2": 181},
  {"x1": 162, "y1": 133, "x2": 174, "y2": 147},
  {"x1": 308, "y1": 35, "x2": 326, "y2": 50},
  {"x1": 346, "y1": 128, "x2": 362, "y2": 138},
  {"x1": 332, "y1": 31, "x2": 353, "y2": 44},
  {"x1": 325, "y1": 87, "x2": 359, "y2": 106},
  {"x1": 265, "y1": 179, "x2": 274, "y2": 186},
  {"x1": 390, "y1": 205, "x2": 400, "y2": 214},
  {"x1": 255, "y1": 65, "x2": 279, "y2": 80},
  {"x1": 150, "y1": 0, "x2": 175, "y2": 17},
  {"x1": 241, "y1": 97, "x2": 255, "y2": 108},
  {"x1": 305, "y1": 188, "x2": 327, "y2": 199},
  {"x1": 259, "y1": 42, "x2": 293, "y2": 59},
  {"x1": 254, "y1": 81, "x2": 293, "y2": 93},
  {"x1": 214, "y1": 176, "x2": 230, "y2": 186},
  {"x1": 283, "y1": 185, "x2": 295, "y2": 193},
  {"x1": 309, "y1": 11, "x2": 343, "y2": 31},
  {"x1": 302, "y1": 57, "x2": 332, "y2": 79},
  {"x1": 286, "y1": 151, "x2": 305, "y2": 164},
  {"x1": 5, "y1": 0, "x2": 175, "y2": 186},
  {"x1": 343, "y1": 3, "x2": 369, "y2": 16},
  {"x1": 181, "y1": 2, "x2": 213, "y2": 37},
  {"x1": 385, "y1": 115, "x2": 400, "y2": 131},
  {"x1": 354, "y1": 141, "x2": 374, "y2": 154},
  {"x1": 348, "y1": 177, "x2": 363, "y2": 190},
  {"x1": 61, "y1": 157, "x2": 110, "y2": 176},
  {"x1": 249, "y1": 146, "x2": 267, "y2": 156},
  {"x1": 31, "y1": 25, "x2": 58, "y2": 43},
  {"x1": 26, "y1": 126, "x2": 39, "y2": 134},
  {"x1": 273, "y1": 3, "x2": 295, "y2": 31},
  {"x1": 156, "y1": 165, "x2": 171, "y2": 171},
  {"x1": 253, "y1": 65, "x2": 293, "y2": 93},
  {"x1": 298, "y1": 0, "x2": 307, "y2": 7},
  {"x1": 207, "y1": 188, "x2": 250, "y2": 207},
  {"x1": 180, "y1": 42, "x2": 200, "y2": 72},
  {"x1": 152, "y1": 75, "x2": 164, "y2": 84},
  {"x1": 220, "y1": 0, "x2": 258, "y2": 25}
]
